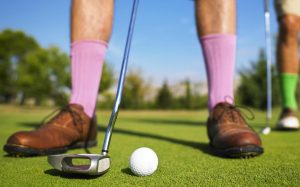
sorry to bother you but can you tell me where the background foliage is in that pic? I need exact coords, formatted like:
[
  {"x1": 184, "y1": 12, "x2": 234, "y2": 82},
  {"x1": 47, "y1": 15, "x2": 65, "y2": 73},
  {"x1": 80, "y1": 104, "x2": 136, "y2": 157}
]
[{"x1": 1, "y1": 29, "x2": 299, "y2": 110}]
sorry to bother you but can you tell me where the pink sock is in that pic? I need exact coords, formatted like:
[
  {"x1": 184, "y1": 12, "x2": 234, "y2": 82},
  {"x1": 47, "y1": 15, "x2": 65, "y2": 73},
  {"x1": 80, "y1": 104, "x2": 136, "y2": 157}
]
[
  {"x1": 69, "y1": 40, "x2": 107, "y2": 118},
  {"x1": 200, "y1": 34, "x2": 236, "y2": 111}
]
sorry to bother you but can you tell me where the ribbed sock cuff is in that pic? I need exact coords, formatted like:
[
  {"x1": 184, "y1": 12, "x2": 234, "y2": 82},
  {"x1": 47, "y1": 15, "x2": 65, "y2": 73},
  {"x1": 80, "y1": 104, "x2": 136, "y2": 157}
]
[{"x1": 279, "y1": 73, "x2": 298, "y2": 110}]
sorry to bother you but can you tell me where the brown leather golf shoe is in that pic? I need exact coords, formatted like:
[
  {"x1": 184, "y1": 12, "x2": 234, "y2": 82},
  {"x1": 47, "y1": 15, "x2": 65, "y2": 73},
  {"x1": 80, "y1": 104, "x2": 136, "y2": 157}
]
[
  {"x1": 207, "y1": 102, "x2": 263, "y2": 158},
  {"x1": 3, "y1": 104, "x2": 97, "y2": 156}
]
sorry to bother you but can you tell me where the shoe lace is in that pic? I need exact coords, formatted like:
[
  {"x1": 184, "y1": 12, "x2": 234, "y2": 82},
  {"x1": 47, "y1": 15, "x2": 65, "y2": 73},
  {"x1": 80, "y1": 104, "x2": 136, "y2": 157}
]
[
  {"x1": 219, "y1": 104, "x2": 255, "y2": 124},
  {"x1": 40, "y1": 105, "x2": 84, "y2": 132}
]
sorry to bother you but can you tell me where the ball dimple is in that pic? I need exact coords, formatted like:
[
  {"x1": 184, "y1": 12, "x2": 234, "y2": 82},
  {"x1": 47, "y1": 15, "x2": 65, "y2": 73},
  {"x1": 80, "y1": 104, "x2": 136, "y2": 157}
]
[{"x1": 129, "y1": 147, "x2": 158, "y2": 176}]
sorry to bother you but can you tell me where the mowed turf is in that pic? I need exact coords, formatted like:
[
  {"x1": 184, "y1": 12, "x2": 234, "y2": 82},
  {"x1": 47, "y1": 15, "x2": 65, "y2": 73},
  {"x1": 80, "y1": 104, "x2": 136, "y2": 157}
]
[{"x1": 0, "y1": 105, "x2": 299, "y2": 186}]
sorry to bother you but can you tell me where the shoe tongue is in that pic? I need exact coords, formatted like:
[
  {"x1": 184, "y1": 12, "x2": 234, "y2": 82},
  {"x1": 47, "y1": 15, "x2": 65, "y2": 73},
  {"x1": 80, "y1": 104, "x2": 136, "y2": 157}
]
[
  {"x1": 283, "y1": 108, "x2": 293, "y2": 113},
  {"x1": 212, "y1": 102, "x2": 233, "y2": 114},
  {"x1": 67, "y1": 104, "x2": 90, "y2": 119},
  {"x1": 216, "y1": 102, "x2": 233, "y2": 108},
  {"x1": 282, "y1": 108, "x2": 296, "y2": 118},
  {"x1": 68, "y1": 104, "x2": 84, "y2": 111},
  {"x1": 211, "y1": 102, "x2": 236, "y2": 119},
  {"x1": 57, "y1": 104, "x2": 83, "y2": 125}
]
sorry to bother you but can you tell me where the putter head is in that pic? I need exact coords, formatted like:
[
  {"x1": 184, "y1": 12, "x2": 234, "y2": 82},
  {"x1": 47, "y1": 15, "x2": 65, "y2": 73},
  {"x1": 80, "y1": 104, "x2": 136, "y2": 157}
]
[{"x1": 48, "y1": 154, "x2": 110, "y2": 175}]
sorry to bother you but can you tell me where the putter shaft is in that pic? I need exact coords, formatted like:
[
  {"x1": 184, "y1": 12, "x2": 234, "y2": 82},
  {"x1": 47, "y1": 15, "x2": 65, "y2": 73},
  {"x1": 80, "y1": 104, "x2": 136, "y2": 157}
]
[
  {"x1": 264, "y1": 0, "x2": 272, "y2": 124},
  {"x1": 102, "y1": 0, "x2": 139, "y2": 154}
]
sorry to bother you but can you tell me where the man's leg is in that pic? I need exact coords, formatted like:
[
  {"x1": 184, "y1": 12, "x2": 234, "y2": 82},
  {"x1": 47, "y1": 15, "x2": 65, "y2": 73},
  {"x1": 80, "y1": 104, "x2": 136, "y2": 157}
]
[
  {"x1": 276, "y1": 14, "x2": 300, "y2": 130},
  {"x1": 195, "y1": 0, "x2": 236, "y2": 111},
  {"x1": 4, "y1": 0, "x2": 114, "y2": 156},
  {"x1": 195, "y1": 0, "x2": 263, "y2": 158},
  {"x1": 70, "y1": 0, "x2": 113, "y2": 117}
]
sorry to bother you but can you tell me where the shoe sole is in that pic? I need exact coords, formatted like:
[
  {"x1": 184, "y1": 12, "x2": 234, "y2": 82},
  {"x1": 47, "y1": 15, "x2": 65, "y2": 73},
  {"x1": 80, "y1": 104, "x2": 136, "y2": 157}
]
[
  {"x1": 211, "y1": 145, "x2": 264, "y2": 158},
  {"x1": 3, "y1": 140, "x2": 97, "y2": 157},
  {"x1": 276, "y1": 127, "x2": 299, "y2": 131}
]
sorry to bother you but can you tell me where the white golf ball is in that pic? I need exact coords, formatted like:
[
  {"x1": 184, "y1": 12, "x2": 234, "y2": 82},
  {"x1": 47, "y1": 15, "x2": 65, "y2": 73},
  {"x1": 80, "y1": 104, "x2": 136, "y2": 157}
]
[
  {"x1": 129, "y1": 147, "x2": 158, "y2": 176},
  {"x1": 262, "y1": 127, "x2": 271, "y2": 135}
]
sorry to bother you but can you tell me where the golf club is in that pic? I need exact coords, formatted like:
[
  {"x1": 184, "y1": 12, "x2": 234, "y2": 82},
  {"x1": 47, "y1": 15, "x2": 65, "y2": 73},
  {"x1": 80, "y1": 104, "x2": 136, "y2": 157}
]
[
  {"x1": 48, "y1": 0, "x2": 139, "y2": 175},
  {"x1": 262, "y1": 0, "x2": 272, "y2": 135}
]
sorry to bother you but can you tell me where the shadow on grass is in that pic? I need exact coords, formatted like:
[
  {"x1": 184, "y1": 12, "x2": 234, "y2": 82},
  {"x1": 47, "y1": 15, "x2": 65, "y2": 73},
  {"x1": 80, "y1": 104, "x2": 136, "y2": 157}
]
[
  {"x1": 98, "y1": 126, "x2": 215, "y2": 157},
  {"x1": 18, "y1": 120, "x2": 268, "y2": 130},
  {"x1": 16, "y1": 121, "x2": 212, "y2": 156},
  {"x1": 121, "y1": 168, "x2": 136, "y2": 176},
  {"x1": 17, "y1": 122, "x2": 40, "y2": 129},
  {"x1": 124, "y1": 118, "x2": 207, "y2": 127},
  {"x1": 17, "y1": 121, "x2": 216, "y2": 157},
  {"x1": 18, "y1": 116, "x2": 207, "y2": 129},
  {"x1": 272, "y1": 128, "x2": 300, "y2": 132},
  {"x1": 44, "y1": 169, "x2": 103, "y2": 179}
]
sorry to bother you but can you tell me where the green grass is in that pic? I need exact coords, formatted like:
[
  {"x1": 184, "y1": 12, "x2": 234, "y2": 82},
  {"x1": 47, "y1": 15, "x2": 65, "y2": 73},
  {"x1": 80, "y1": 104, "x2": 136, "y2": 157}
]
[{"x1": 0, "y1": 105, "x2": 299, "y2": 186}]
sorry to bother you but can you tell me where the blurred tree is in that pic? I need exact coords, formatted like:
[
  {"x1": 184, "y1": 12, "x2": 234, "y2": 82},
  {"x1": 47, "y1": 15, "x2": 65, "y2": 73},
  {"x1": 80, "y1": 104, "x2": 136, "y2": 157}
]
[
  {"x1": 16, "y1": 46, "x2": 70, "y2": 105},
  {"x1": 121, "y1": 69, "x2": 150, "y2": 109},
  {"x1": 237, "y1": 49, "x2": 280, "y2": 109},
  {"x1": 99, "y1": 63, "x2": 114, "y2": 93},
  {"x1": 97, "y1": 63, "x2": 115, "y2": 109},
  {"x1": 175, "y1": 80, "x2": 208, "y2": 110},
  {"x1": 181, "y1": 79, "x2": 192, "y2": 109},
  {"x1": 0, "y1": 29, "x2": 115, "y2": 106},
  {"x1": 17, "y1": 48, "x2": 115, "y2": 106},
  {"x1": 156, "y1": 80, "x2": 173, "y2": 109},
  {"x1": 0, "y1": 29, "x2": 39, "y2": 102},
  {"x1": 194, "y1": 94, "x2": 208, "y2": 109}
]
